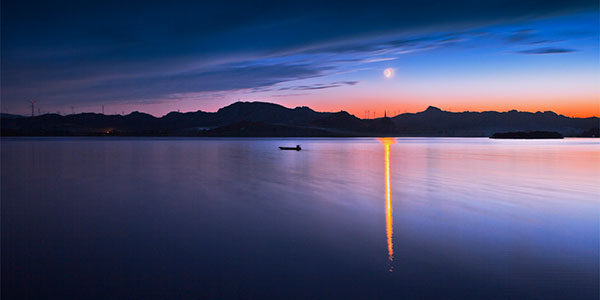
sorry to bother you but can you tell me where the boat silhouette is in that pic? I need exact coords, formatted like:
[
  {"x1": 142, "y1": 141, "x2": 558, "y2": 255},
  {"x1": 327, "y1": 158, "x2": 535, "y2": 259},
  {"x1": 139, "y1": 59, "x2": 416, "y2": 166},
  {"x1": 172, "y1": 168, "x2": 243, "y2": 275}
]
[{"x1": 279, "y1": 145, "x2": 301, "y2": 151}]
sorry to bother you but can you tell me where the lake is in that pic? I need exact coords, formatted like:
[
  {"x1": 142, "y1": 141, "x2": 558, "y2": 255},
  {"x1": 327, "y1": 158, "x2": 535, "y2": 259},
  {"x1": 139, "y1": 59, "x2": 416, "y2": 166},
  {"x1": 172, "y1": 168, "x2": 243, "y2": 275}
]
[{"x1": 2, "y1": 137, "x2": 598, "y2": 298}]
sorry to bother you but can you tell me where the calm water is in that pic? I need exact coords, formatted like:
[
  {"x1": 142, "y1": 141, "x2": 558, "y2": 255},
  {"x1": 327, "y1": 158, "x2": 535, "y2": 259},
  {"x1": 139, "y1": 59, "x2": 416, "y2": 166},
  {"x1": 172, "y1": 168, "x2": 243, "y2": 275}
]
[{"x1": 2, "y1": 137, "x2": 599, "y2": 298}]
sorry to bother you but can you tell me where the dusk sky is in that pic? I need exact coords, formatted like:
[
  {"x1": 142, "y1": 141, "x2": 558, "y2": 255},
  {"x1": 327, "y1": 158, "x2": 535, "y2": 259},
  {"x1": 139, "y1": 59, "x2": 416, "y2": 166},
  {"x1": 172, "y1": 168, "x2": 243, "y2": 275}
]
[{"x1": 2, "y1": 0, "x2": 599, "y2": 117}]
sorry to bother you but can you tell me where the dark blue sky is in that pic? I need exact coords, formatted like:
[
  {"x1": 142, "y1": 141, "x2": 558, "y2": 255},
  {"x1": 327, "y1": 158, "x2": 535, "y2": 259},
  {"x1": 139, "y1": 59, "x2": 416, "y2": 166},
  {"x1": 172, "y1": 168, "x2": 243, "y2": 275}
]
[{"x1": 2, "y1": 0, "x2": 598, "y2": 116}]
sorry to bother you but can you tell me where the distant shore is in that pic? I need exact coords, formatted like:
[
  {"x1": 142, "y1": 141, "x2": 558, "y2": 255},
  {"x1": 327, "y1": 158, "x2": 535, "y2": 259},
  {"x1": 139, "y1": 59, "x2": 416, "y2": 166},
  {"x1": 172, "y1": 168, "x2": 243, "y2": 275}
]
[
  {"x1": 2, "y1": 101, "x2": 598, "y2": 138},
  {"x1": 490, "y1": 131, "x2": 565, "y2": 139}
]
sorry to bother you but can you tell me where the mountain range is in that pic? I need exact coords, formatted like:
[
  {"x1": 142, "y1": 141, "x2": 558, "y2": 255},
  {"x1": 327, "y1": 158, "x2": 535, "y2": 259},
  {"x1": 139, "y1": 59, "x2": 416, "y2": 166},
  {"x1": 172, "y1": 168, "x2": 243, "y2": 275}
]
[{"x1": 1, "y1": 101, "x2": 598, "y2": 137}]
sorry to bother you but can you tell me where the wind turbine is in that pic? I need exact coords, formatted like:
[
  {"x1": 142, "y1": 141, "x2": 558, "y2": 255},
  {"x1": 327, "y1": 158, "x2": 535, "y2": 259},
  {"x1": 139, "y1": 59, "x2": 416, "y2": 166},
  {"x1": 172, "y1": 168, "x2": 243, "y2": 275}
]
[{"x1": 26, "y1": 100, "x2": 36, "y2": 117}]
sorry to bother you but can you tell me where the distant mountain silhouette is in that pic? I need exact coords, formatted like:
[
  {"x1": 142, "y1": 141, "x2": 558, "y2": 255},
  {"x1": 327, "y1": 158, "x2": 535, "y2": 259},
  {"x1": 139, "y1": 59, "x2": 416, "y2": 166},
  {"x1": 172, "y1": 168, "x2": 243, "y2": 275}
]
[
  {"x1": 0, "y1": 113, "x2": 26, "y2": 119},
  {"x1": 1, "y1": 102, "x2": 598, "y2": 137},
  {"x1": 391, "y1": 106, "x2": 598, "y2": 136}
]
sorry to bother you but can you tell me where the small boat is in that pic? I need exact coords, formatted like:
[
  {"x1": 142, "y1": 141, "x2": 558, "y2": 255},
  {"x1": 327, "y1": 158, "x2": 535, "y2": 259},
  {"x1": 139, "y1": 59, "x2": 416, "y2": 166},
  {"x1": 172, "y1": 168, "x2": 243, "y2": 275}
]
[{"x1": 279, "y1": 145, "x2": 301, "y2": 151}]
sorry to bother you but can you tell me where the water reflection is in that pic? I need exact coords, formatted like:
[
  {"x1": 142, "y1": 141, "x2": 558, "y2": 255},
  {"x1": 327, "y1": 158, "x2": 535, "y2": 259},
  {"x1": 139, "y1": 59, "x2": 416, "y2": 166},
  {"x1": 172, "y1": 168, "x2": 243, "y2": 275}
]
[
  {"x1": 379, "y1": 138, "x2": 396, "y2": 271},
  {"x1": 3, "y1": 138, "x2": 597, "y2": 298}
]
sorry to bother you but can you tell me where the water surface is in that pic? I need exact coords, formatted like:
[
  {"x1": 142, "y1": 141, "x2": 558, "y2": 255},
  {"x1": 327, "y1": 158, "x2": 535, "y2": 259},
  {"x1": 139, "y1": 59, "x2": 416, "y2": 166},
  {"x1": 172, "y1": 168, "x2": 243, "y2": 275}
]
[{"x1": 2, "y1": 137, "x2": 598, "y2": 298}]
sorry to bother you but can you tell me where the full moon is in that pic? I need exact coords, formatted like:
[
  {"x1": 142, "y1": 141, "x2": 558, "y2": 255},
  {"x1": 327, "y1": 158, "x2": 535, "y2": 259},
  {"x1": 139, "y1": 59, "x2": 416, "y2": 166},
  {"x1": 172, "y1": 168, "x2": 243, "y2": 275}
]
[{"x1": 384, "y1": 68, "x2": 393, "y2": 78}]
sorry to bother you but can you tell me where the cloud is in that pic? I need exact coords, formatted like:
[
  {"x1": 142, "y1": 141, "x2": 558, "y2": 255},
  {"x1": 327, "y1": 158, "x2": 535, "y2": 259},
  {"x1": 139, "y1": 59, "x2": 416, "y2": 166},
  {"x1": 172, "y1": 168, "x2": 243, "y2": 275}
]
[
  {"x1": 2, "y1": 62, "x2": 334, "y2": 105},
  {"x1": 1, "y1": 0, "x2": 597, "y2": 112},
  {"x1": 278, "y1": 81, "x2": 359, "y2": 91},
  {"x1": 516, "y1": 47, "x2": 577, "y2": 54},
  {"x1": 503, "y1": 29, "x2": 565, "y2": 45},
  {"x1": 270, "y1": 93, "x2": 309, "y2": 98},
  {"x1": 307, "y1": 34, "x2": 464, "y2": 56},
  {"x1": 505, "y1": 29, "x2": 537, "y2": 43},
  {"x1": 527, "y1": 39, "x2": 562, "y2": 45}
]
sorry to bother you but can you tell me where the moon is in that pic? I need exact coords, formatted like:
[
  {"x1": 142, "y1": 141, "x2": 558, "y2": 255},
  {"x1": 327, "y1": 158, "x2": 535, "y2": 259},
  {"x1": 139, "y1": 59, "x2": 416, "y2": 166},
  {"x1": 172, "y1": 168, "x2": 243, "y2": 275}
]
[{"x1": 384, "y1": 68, "x2": 394, "y2": 78}]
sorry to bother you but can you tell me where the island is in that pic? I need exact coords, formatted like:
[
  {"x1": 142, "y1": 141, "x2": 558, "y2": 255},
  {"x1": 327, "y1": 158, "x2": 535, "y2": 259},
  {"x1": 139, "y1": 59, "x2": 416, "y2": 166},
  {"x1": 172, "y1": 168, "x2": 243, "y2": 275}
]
[{"x1": 490, "y1": 131, "x2": 564, "y2": 139}]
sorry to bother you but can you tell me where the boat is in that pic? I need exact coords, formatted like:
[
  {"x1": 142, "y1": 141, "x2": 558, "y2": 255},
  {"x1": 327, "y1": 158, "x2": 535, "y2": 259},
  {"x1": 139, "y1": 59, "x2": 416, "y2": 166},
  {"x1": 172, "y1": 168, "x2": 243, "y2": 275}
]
[{"x1": 279, "y1": 145, "x2": 301, "y2": 151}]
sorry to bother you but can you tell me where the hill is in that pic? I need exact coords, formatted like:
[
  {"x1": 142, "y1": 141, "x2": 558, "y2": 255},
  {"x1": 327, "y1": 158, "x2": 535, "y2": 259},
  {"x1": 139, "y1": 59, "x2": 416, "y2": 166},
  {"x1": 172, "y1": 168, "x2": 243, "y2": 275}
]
[
  {"x1": 391, "y1": 106, "x2": 598, "y2": 136},
  {"x1": 1, "y1": 102, "x2": 597, "y2": 137}
]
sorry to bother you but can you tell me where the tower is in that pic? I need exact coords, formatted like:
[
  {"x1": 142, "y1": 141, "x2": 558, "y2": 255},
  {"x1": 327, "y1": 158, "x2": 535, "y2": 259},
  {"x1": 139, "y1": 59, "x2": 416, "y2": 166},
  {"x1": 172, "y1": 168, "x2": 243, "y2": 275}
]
[{"x1": 29, "y1": 100, "x2": 36, "y2": 117}]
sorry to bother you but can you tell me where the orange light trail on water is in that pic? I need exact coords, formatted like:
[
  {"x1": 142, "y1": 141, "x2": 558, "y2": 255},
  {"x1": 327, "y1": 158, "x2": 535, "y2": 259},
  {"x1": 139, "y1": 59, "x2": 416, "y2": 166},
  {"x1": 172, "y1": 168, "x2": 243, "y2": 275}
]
[
  {"x1": 385, "y1": 143, "x2": 393, "y2": 263},
  {"x1": 379, "y1": 137, "x2": 395, "y2": 271}
]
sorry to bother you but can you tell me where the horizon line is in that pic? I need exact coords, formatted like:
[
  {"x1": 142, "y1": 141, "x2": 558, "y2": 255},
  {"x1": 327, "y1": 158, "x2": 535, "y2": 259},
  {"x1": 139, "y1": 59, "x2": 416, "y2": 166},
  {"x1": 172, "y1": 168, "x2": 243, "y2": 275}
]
[{"x1": 4, "y1": 101, "x2": 599, "y2": 119}]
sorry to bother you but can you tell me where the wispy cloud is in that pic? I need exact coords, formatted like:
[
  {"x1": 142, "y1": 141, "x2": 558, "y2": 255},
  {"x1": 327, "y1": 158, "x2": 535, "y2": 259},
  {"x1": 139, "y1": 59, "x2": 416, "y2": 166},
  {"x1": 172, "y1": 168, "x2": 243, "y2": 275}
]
[
  {"x1": 505, "y1": 29, "x2": 538, "y2": 43},
  {"x1": 270, "y1": 93, "x2": 309, "y2": 98},
  {"x1": 516, "y1": 47, "x2": 577, "y2": 54},
  {"x1": 278, "y1": 81, "x2": 359, "y2": 91},
  {"x1": 3, "y1": 63, "x2": 335, "y2": 105},
  {"x1": 1, "y1": 0, "x2": 597, "y2": 113}
]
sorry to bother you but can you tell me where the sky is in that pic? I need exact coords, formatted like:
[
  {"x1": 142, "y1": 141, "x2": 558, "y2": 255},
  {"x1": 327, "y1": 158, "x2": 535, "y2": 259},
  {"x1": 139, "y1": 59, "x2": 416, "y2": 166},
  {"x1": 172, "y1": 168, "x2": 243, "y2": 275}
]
[{"x1": 1, "y1": 0, "x2": 599, "y2": 117}]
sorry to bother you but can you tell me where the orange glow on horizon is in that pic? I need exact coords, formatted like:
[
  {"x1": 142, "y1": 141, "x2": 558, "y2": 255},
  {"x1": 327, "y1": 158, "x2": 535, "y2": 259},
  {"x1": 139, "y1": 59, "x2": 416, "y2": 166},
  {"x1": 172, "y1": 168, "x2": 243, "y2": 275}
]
[
  {"x1": 300, "y1": 98, "x2": 599, "y2": 119},
  {"x1": 131, "y1": 93, "x2": 599, "y2": 119}
]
